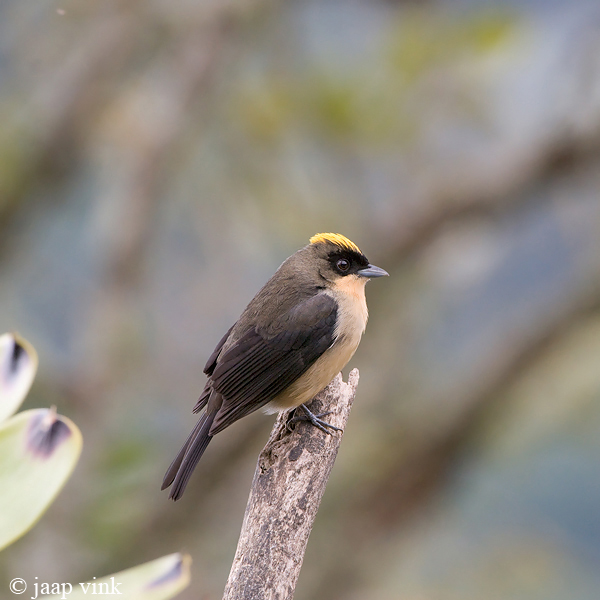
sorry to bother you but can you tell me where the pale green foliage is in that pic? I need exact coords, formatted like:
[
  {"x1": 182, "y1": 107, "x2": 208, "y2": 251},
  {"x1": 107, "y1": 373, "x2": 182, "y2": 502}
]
[
  {"x1": 0, "y1": 332, "x2": 37, "y2": 423},
  {"x1": 0, "y1": 332, "x2": 81, "y2": 550},
  {"x1": 0, "y1": 408, "x2": 82, "y2": 550},
  {"x1": 0, "y1": 333, "x2": 191, "y2": 599},
  {"x1": 388, "y1": 9, "x2": 515, "y2": 81},
  {"x1": 233, "y1": 9, "x2": 516, "y2": 146},
  {"x1": 48, "y1": 553, "x2": 192, "y2": 600}
]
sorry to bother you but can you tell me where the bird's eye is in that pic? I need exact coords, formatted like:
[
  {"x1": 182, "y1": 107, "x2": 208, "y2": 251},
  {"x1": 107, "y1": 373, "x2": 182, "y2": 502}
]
[{"x1": 336, "y1": 258, "x2": 350, "y2": 272}]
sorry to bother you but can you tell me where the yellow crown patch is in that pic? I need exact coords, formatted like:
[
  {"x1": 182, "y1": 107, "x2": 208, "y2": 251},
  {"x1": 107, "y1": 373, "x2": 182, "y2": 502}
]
[{"x1": 309, "y1": 233, "x2": 361, "y2": 254}]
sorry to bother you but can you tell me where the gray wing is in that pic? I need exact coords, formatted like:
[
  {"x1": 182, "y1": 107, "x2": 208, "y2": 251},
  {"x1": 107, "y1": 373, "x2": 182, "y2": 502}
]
[
  {"x1": 208, "y1": 293, "x2": 337, "y2": 434},
  {"x1": 192, "y1": 325, "x2": 234, "y2": 414}
]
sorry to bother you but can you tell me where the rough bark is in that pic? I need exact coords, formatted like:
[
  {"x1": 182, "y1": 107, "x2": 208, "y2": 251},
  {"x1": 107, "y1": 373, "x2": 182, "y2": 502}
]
[{"x1": 222, "y1": 369, "x2": 360, "y2": 600}]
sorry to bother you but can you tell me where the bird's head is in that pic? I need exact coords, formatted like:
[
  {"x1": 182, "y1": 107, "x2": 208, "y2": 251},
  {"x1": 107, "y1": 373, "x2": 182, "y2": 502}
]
[{"x1": 306, "y1": 233, "x2": 388, "y2": 287}]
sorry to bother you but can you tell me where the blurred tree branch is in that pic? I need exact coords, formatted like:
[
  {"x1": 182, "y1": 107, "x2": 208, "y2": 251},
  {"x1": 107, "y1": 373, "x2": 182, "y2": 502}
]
[{"x1": 384, "y1": 142, "x2": 600, "y2": 263}]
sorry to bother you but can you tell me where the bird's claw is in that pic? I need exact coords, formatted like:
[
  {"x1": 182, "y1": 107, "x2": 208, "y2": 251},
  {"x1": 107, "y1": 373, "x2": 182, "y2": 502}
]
[{"x1": 287, "y1": 404, "x2": 343, "y2": 435}]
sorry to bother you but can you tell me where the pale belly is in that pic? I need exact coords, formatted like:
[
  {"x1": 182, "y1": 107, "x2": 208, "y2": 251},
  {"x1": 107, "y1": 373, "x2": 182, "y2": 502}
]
[
  {"x1": 265, "y1": 334, "x2": 361, "y2": 412},
  {"x1": 264, "y1": 280, "x2": 368, "y2": 413}
]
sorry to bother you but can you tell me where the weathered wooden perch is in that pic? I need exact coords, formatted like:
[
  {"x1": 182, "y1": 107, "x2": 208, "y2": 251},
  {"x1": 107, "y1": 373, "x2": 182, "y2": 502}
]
[{"x1": 222, "y1": 369, "x2": 360, "y2": 600}]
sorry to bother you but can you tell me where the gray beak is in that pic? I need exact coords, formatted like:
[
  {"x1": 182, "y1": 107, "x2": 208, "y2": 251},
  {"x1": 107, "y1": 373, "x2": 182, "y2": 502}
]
[{"x1": 358, "y1": 264, "x2": 389, "y2": 278}]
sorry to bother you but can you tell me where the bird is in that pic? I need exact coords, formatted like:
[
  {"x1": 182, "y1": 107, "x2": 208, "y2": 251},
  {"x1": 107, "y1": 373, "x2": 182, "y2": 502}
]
[{"x1": 162, "y1": 233, "x2": 388, "y2": 500}]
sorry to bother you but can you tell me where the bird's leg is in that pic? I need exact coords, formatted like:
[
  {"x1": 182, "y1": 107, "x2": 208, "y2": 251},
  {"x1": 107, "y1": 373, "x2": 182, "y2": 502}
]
[{"x1": 287, "y1": 403, "x2": 343, "y2": 435}]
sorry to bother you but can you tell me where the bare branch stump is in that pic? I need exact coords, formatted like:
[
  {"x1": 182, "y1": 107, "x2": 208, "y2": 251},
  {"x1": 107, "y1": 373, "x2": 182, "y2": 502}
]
[{"x1": 222, "y1": 369, "x2": 360, "y2": 600}]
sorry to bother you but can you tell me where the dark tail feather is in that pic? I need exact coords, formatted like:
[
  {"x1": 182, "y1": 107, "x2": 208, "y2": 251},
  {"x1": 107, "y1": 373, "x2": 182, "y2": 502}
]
[
  {"x1": 192, "y1": 382, "x2": 211, "y2": 414},
  {"x1": 161, "y1": 411, "x2": 215, "y2": 501},
  {"x1": 161, "y1": 427, "x2": 196, "y2": 491}
]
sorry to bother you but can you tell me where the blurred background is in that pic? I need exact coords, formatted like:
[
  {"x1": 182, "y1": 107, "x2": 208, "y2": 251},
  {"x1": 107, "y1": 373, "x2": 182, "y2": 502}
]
[{"x1": 2, "y1": 0, "x2": 600, "y2": 598}]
